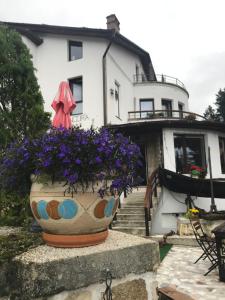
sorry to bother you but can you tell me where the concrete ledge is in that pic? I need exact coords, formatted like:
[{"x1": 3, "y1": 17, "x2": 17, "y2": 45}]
[
  {"x1": 8, "y1": 230, "x2": 159, "y2": 299},
  {"x1": 149, "y1": 235, "x2": 198, "y2": 247}
]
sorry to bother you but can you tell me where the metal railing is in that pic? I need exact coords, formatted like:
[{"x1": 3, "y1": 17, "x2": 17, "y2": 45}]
[
  {"x1": 134, "y1": 73, "x2": 186, "y2": 90},
  {"x1": 144, "y1": 168, "x2": 159, "y2": 236},
  {"x1": 128, "y1": 110, "x2": 207, "y2": 121}
]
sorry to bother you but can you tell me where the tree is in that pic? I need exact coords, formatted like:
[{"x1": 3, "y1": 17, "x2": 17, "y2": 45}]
[
  {"x1": 203, "y1": 88, "x2": 225, "y2": 122},
  {"x1": 203, "y1": 105, "x2": 219, "y2": 121},
  {"x1": 0, "y1": 25, "x2": 50, "y2": 148},
  {"x1": 215, "y1": 88, "x2": 225, "y2": 122}
]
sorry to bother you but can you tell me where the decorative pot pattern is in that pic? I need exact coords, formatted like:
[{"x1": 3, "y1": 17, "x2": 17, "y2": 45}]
[{"x1": 30, "y1": 181, "x2": 119, "y2": 235}]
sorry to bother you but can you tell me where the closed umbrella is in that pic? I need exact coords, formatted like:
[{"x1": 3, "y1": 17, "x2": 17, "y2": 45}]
[{"x1": 51, "y1": 81, "x2": 76, "y2": 129}]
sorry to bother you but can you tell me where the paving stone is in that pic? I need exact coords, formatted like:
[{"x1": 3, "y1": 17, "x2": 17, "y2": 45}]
[{"x1": 156, "y1": 246, "x2": 225, "y2": 300}]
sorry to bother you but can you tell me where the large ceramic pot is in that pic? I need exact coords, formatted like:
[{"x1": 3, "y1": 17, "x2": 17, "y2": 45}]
[{"x1": 30, "y1": 180, "x2": 119, "y2": 248}]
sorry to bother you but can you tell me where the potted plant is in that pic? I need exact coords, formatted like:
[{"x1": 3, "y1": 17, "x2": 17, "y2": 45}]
[
  {"x1": 0, "y1": 127, "x2": 142, "y2": 247},
  {"x1": 190, "y1": 165, "x2": 206, "y2": 178}
]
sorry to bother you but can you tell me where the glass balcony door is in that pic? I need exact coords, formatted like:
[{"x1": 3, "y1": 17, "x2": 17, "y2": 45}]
[
  {"x1": 162, "y1": 99, "x2": 172, "y2": 117},
  {"x1": 140, "y1": 99, "x2": 154, "y2": 118}
]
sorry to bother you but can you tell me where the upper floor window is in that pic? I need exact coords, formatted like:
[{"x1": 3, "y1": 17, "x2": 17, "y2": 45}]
[
  {"x1": 162, "y1": 99, "x2": 172, "y2": 117},
  {"x1": 115, "y1": 81, "x2": 120, "y2": 118},
  {"x1": 69, "y1": 41, "x2": 83, "y2": 61},
  {"x1": 139, "y1": 99, "x2": 154, "y2": 118},
  {"x1": 69, "y1": 77, "x2": 83, "y2": 115},
  {"x1": 174, "y1": 134, "x2": 206, "y2": 174},
  {"x1": 219, "y1": 137, "x2": 225, "y2": 173},
  {"x1": 135, "y1": 65, "x2": 140, "y2": 82},
  {"x1": 178, "y1": 102, "x2": 184, "y2": 119}
]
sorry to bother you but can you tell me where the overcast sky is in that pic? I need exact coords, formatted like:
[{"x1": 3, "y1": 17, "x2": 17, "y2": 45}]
[{"x1": 1, "y1": 0, "x2": 225, "y2": 114}]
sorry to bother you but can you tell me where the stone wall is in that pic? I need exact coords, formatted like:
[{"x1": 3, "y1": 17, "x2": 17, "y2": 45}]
[
  {"x1": 40, "y1": 273, "x2": 158, "y2": 300},
  {"x1": 1, "y1": 230, "x2": 160, "y2": 299}
]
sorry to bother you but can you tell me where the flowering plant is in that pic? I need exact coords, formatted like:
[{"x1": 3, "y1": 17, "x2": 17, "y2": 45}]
[
  {"x1": 190, "y1": 165, "x2": 206, "y2": 178},
  {"x1": 0, "y1": 127, "x2": 142, "y2": 197},
  {"x1": 185, "y1": 208, "x2": 199, "y2": 219}
]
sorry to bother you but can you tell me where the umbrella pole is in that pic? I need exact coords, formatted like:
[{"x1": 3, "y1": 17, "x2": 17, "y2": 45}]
[{"x1": 208, "y1": 146, "x2": 217, "y2": 212}]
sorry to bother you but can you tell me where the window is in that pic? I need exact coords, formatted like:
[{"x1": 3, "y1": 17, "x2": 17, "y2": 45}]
[
  {"x1": 69, "y1": 77, "x2": 83, "y2": 115},
  {"x1": 162, "y1": 99, "x2": 172, "y2": 117},
  {"x1": 178, "y1": 103, "x2": 184, "y2": 119},
  {"x1": 219, "y1": 137, "x2": 225, "y2": 173},
  {"x1": 140, "y1": 99, "x2": 154, "y2": 118},
  {"x1": 69, "y1": 41, "x2": 83, "y2": 61},
  {"x1": 174, "y1": 134, "x2": 206, "y2": 173},
  {"x1": 115, "y1": 81, "x2": 120, "y2": 118},
  {"x1": 135, "y1": 64, "x2": 140, "y2": 82}
]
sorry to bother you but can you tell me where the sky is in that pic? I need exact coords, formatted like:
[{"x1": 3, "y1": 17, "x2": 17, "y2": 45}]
[{"x1": 1, "y1": 0, "x2": 225, "y2": 114}]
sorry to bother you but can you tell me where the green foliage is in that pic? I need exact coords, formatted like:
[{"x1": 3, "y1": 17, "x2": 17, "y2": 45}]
[
  {"x1": 204, "y1": 89, "x2": 225, "y2": 122},
  {"x1": 0, "y1": 191, "x2": 32, "y2": 226},
  {"x1": 203, "y1": 105, "x2": 220, "y2": 121},
  {"x1": 215, "y1": 88, "x2": 225, "y2": 122},
  {"x1": 0, "y1": 25, "x2": 51, "y2": 149},
  {"x1": 0, "y1": 231, "x2": 43, "y2": 263}
]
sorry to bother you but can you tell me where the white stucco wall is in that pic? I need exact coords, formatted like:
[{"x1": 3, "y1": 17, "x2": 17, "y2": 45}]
[
  {"x1": 22, "y1": 34, "x2": 108, "y2": 128},
  {"x1": 162, "y1": 128, "x2": 225, "y2": 178},
  {"x1": 151, "y1": 127, "x2": 225, "y2": 234},
  {"x1": 106, "y1": 43, "x2": 144, "y2": 124},
  {"x1": 134, "y1": 82, "x2": 189, "y2": 113},
  {"x1": 21, "y1": 32, "x2": 190, "y2": 129},
  {"x1": 22, "y1": 36, "x2": 38, "y2": 65}
]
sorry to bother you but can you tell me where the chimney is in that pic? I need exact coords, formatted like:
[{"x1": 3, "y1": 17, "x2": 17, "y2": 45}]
[{"x1": 106, "y1": 14, "x2": 120, "y2": 32}]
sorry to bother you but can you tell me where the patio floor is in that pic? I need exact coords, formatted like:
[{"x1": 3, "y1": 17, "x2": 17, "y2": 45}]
[{"x1": 156, "y1": 245, "x2": 225, "y2": 300}]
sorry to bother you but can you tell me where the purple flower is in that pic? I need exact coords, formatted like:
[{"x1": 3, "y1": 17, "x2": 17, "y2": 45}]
[
  {"x1": 115, "y1": 159, "x2": 122, "y2": 168},
  {"x1": 75, "y1": 158, "x2": 81, "y2": 165},
  {"x1": 95, "y1": 156, "x2": 102, "y2": 164},
  {"x1": 68, "y1": 173, "x2": 78, "y2": 184}
]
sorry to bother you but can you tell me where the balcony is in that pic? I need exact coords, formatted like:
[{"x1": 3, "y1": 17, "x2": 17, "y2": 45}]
[
  {"x1": 134, "y1": 73, "x2": 188, "y2": 94},
  {"x1": 128, "y1": 110, "x2": 207, "y2": 122}
]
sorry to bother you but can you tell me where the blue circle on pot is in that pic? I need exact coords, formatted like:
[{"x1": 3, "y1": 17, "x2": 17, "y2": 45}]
[
  {"x1": 37, "y1": 200, "x2": 49, "y2": 220},
  {"x1": 104, "y1": 198, "x2": 115, "y2": 217},
  {"x1": 58, "y1": 199, "x2": 78, "y2": 219}
]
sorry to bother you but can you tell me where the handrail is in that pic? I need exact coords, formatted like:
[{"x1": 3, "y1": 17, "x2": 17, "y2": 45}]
[
  {"x1": 134, "y1": 73, "x2": 187, "y2": 91},
  {"x1": 128, "y1": 110, "x2": 207, "y2": 121},
  {"x1": 144, "y1": 167, "x2": 160, "y2": 236}
]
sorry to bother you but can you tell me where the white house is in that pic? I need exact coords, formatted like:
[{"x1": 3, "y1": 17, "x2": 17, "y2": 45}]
[{"x1": 4, "y1": 15, "x2": 225, "y2": 234}]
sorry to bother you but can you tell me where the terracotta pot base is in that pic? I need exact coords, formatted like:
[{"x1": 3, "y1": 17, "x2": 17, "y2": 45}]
[{"x1": 42, "y1": 229, "x2": 108, "y2": 248}]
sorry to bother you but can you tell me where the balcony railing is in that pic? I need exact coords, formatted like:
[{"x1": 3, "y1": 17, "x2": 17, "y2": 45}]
[
  {"x1": 128, "y1": 110, "x2": 207, "y2": 121},
  {"x1": 134, "y1": 73, "x2": 187, "y2": 91}
]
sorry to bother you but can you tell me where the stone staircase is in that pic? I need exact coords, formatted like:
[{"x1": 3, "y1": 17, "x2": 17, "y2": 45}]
[{"x1": 112, "y1": 189, "x2": 147, "y2": 236}]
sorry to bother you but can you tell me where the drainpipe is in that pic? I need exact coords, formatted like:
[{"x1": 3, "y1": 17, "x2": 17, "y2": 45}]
[{"x1": 102, "y1": 31, "x2": 116, "y2": 126}]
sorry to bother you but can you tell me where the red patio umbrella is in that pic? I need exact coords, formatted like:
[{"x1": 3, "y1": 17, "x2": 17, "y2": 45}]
[{"x1": 51, "y1": 81, "x2": 76, "y2": 129}]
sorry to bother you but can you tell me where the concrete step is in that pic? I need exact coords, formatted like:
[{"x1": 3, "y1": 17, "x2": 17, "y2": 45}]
[
  {"x1": 118, "y1": 207, "x2": 144, "y2": 214},
  {"x1": 122, "y1": 202, "x2": 143, "y2": 207},
  {"x1": 113, "y1": 227, "x2": 146, "y2": 236},
  {"x1": 113, "y1": 220, "x2": 146, "y2": 227},
  {"x1": 116, "y1": 214, "x2": 145, "y2": 221},
  {"x1": 125, "y1": 195, "x2": 145, "y2": 201}
]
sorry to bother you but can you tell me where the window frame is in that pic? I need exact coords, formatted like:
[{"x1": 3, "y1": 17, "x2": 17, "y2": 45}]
[
  {"x1": 68, "y1": 41, "x2": 83, "y2": 61},
  {"x1": 161, "y1": 98, "x2": 173, "y2": 117},
  {"x1": 219, "y1": 136, "x2": 225, "y2": 174},
  {"x1": 174, "y1": 133, "x2": 206, "y2": 174},
  {"x1": 69, "y1": 76, "x2": 83, "y2": 115},
  {"x1": 115, "y1": 81, "x2": 120, "y2": 118},
  {"x1": 178, "y1": 102, "x2": 184, "y2": 119},
  {"x1": 139, "y1": 98, "x2": 154, "y2": 119}
]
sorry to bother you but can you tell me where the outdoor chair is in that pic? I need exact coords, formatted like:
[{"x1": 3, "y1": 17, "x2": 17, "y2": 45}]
[{"x1": 190, "y1": 219, "x2": 218, "y2": 276}]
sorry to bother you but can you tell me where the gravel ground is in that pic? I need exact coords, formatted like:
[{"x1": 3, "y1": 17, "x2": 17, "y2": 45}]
[
  {"x1": 0, "y1": 226, "x2": 22, "y2": 236},
  {"x1": 15, "y1": 230, "x2": 156, "y2": 264}
]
